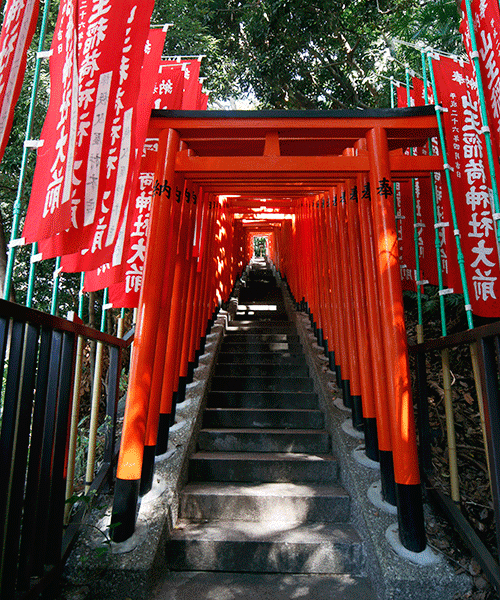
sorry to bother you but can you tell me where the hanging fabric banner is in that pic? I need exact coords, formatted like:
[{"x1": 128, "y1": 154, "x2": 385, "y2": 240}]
[
  {"x1": 152, "y1": 62, "x2": 184, "y2": 110},
  {"x1": 181, "y1": 59, "x2": 201, "y2": 109},
  {"x1": 0, "y1": 0, "x2": 39, "y2": 163},
  {"x1": 395, "y1": 180, "x2": 417, "y2": 291},
  {"x1": 23, "y1": 0, "x2": 155, "y2": 255},
  {"x1": 59, "y1": 25, "x2": 164, "y2": 273},
  {"x1": 22, "y1": 0, "x2": 78, "y2": 244},
  {"x1": 460, "y1": 0, "x2": 500, "y2": 157},
  {"x1": 85, "y1": 131, "x2": 158, "y2": 298},
  {"x1": 432, "y1": 53, "x2": 500, "y2": 317}
]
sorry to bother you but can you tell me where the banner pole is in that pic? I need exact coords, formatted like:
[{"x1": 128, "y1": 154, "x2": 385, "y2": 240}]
[
  {"x1": 406, "y1": 67, "x2": 424, "y2": 345},
  {"x1": 462, "y1": 0, "x2": 500, "y2": 257},
  {"x1": 427, "y1": 52, "x2": 475, "y2": 329},
  {"x1": 4, "y1": 0, "x2": 53, "y2": 300}
]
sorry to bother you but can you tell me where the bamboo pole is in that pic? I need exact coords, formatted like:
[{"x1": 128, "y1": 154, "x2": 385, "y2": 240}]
[
  {"x1": 85, "y1": 288, "x2": 109, "y2": 494},
  {"x1": 65, "y1": 273, "x2": 86, "y2": 521}
]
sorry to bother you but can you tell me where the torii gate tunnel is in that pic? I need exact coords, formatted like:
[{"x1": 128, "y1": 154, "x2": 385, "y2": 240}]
[{"x1": 111, "y1": 106, "x2": 444, "y2": 554}]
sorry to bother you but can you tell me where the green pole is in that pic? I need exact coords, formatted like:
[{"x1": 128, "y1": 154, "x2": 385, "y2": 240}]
[
  {"x1": 4, "y1": 0, "x2": 53, "y2": 301},
  {"x1": 50, "y1": 256, "x2": 62, "y2": 315},
  {"x1": 406, "y1": 66, "x2": 424, "y2": 341},
  {"x1": 100, "y1": 288, "x2": 109, "y2": 333},
  {"x1": 25, "y1": 242, "x2": 38, "y2": 308},
  {"x1": 78, "y1": 272, "x2": 85, "y2": 320},
  {"x1": 427, "y1": 51, "x2": 474, "y2": 329},
  {"x1": 463, "y1": 0, "x2": 500, "y2": 256},
  {"x1": 421, "y1": 50, "x2": 448, "y2": 336}
]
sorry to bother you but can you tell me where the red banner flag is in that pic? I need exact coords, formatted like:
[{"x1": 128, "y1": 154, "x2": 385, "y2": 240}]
[
  {"x1": 22, "y1": 0, "x2": 78, "y2": 244},
  {"x1": 461, "y1": 0, "x2": 500, "y2": 157},
  {"x1": 23, "y1": 0, "x2": 155, "y2": 257},
  {"x1": 0, "y1": 0, "x2": 39, "y2": 163},
  {"x1": 395, "y1": 180, "x2": 417, "y2": 291},
  {"x1": 152, "y1": 62, "x2": 184, "y2": 110},
  {"x1": 58, "y1": 25, "x2": 164, "y2": 273},
  {"x1": 432, "y1": 53, "x2": 500, "y2": 317}
]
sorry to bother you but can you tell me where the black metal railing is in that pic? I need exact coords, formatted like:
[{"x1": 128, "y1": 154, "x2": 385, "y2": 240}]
[
  {"x1": 410, "y1": 320, "x2": 500, "y2": 593},
  {"x1": 0, "y1": 299, "x2": 133, "y2": 600}
]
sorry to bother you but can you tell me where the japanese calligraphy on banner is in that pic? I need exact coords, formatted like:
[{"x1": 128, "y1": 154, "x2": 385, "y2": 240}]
[
  {"x1": 23, "y1": 0, "x2": 155, "y2": 256},
  {"x1": 85, "y1": 133, "x2": 158, "y2": 298},
  {"x1": 460, "y1": 0, "x2": 500, "y2": 157},
  {"x1": 22, "y1": 0, "x2": 78, "y2": 244},
  {"x1": 59, "y1": 25, "x2": 165, "y2": 273},
  {"x1": 0, "y1": 0, "x2": 39, "y2": 163},
  {"x1": 432, "y1": 53, "x2": 500, "y2": 317},
  {"x1": 152, "y1": 62, "x2": 184, "y2": 110},
  {"x1": 395, "y1": 180, "x2": 416, "y2": 291}
]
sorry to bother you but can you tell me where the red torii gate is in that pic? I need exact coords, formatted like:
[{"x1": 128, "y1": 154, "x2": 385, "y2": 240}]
[{"x1": 111, "y1": 106, "x2": 443, "y2": 555}]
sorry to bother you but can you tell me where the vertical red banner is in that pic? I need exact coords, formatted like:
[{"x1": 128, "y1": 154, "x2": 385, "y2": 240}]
[
  {"x1": 0, "y1": 0, "x2": 39, "y2": 163},
  {"x1": 432, "y1": 53, "x2": 500, "y2": 317},
  {"x1": 461, "y1": 0, "x2": 500, "y2": 157},
  {"x1": 23, "y1": 0, "x2": 155, "y2": 256}
]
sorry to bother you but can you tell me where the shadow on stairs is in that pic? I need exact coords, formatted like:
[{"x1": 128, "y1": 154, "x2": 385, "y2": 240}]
[{"x1": 153, "y1": 258, "x2": 376, "y2": 599}]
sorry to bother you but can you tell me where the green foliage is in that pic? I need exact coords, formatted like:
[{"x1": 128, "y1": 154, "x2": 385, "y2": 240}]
[{"x1": 152, "y1": 0, "x2": 463, "y2": 109}]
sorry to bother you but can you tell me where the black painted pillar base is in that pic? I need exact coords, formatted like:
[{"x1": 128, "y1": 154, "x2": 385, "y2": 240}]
[
  {"x1": 322, "y1": 338, "x2": 329, "y2": 356},
  {"x1": 364, "y1": 418, "x2": 379, "y2": 462},
  {"x1": 335, "y1": 364, "x2": 342, "y2": 387},
  {"x1": 351, "y1": 394, "x2": 364, "y2": 430},
  {"x1": 155, "y1": 412, "x2": 171, "y2": 456},
  {"x1": 177, "y1": 376, "x2": 187, "y2": 404},
  {"x1": 169, "y1": 391, "x2": 178, "y2": 426},
  {"x1": 139, "y1": 445, "x2": 156, "y2": 496},
  {"x1": 396, "y1": 483, "x2": 426, "y2": 552},
  {"x1": 187, "y1": 361, "x2": 196, "y2": 383},
  {"x1": 379, "y1": 450, "x2": 397, "y2": 506},
  {"x1": 317, "y1": 327, "x2": 323, "y2": 347},
  {"x1": 341, "y1": 379, "x2": 351, "y2": 408},
  {"x1": 111, "y1": 478, "x2": 139, "y2": 542},
  {"x1": 328, "y1": 350, "x2": 336, "y2": 373}
]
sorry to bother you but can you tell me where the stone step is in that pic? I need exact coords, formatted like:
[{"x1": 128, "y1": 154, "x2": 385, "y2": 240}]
[
  {"x1": 152, "y1": 572, "x2": 376, "y2": 600},
  {"x1": 197, "y1": 428, "x2": 330, "y2": 453},
  {"x1": 166, "y1": 520, "x2": 365, "y2": 574},
  {"x1": 214, "y1": 363, "x2": 308, "y2": 378},
  {"x1": 227, "y1": 320, "x2": 293, "y2": 329},
  {"x1": 188, "y1": 451, "x2": 340, "y2": 483},
  {"x1": 207, "y1": 391, "x2": 319, "y2": 410},
  {"x1": 220, "y1": 341, "x2": 302, "y2": 353},
  {"x1": 233, "y1": 312, "x2": 287, "y2": 321},
  {"x1": 217, "y1": 352, "x2": 304, "y2": 365},
  {"x1": 179, "y1": 482, "x2": 350, "y2": 523},
  {"x1": 210, "y1": 375, "x2": 314, "y2": 392},
  {"x1": 203, "y1": 407, "x2": 324, "y2": 429},
  {"x1": 223, "y1": 333, "x2": 300, "y2": 343}
]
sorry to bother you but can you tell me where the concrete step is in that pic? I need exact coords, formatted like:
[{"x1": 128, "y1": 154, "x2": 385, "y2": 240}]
[
  {"x1": 210, "y1": 375, "x2": 314, "y2": 392},
  {"x1": 207, "y1": 391, "x2": 320, "y2": 410},
  {"x1": 152, "y1": 572, "x2": 376, "y2": 600},
  {"x1": 203, "y1": 408, "x2": 324, "y2": 429},
  {"x1": 197, "y1": 428, "x2": 330, "y2": 453},
  {"x1": 188, "y1": 451, "x2": 340, "y2": 483},
  {"x1": 217, "y1": 352, "x2": 304, "y2": 365},
  {"x1": 166, "y1": 520, "x2": 365, "y2": 574},
  {"x1": 214, "y1": 363, "x2": 308, "y2": 378},
  {"x1": 179, "y1": 482, "x2": 351, "y2": 523}
]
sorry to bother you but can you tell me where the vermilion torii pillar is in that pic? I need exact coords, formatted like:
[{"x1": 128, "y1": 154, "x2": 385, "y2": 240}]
[
  {"x1": 367, "y1": 126, "x2": 425, "y2": 552},
  {"x1": 111, "y1": 129, "x2": 180, "y2": 542}
]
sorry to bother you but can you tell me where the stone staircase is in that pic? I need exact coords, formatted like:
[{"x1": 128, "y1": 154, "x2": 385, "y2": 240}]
[{"x1": 164, "y1": 261, "x2": 376, "y2": 598}]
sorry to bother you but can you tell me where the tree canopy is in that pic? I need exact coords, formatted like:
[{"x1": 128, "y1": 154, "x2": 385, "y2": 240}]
[{"x1": 152, "y1": 0, "x2": 464, "y2": 109}]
